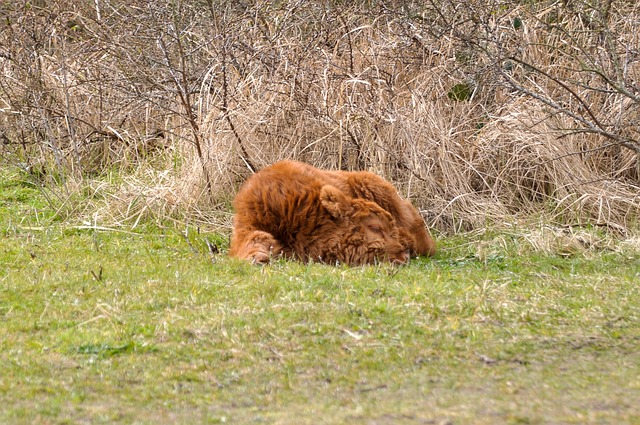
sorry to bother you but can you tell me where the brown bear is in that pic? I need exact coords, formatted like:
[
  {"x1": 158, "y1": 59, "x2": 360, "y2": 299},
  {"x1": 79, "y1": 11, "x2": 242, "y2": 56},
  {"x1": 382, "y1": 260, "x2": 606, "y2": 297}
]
[{"x1": 229, "y1": 161, "x2": 416, "y2": 265}]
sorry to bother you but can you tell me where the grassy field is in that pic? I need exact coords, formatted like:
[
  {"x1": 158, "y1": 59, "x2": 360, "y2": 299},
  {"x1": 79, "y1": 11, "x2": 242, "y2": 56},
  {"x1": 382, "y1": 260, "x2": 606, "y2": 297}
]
[{"x1": 1, "y1": 168, "x2": 639, "y2": 425}]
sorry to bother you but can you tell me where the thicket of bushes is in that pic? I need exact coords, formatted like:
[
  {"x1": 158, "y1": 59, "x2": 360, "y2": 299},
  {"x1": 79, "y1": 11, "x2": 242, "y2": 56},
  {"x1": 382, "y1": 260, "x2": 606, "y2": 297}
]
[{"x1": 1, "y1": 0, "x2": 639, "y2": 231}]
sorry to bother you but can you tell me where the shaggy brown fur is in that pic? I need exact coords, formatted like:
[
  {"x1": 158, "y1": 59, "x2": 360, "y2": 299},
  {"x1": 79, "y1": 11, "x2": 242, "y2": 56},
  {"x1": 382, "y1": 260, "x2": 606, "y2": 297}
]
[
  {"x1": 230, "y1": 161, "x2": 415, "y2": 265},
  {"x1": 274, "y1": 161, "x2": 437, "y2": 257}
]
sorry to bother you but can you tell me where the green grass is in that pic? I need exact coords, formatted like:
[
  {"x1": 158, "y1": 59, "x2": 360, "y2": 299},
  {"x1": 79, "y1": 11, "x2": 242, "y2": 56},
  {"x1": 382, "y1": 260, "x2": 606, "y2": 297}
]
[{"x1": 1, "y1": 167, "x2": 639, "y2": 424}]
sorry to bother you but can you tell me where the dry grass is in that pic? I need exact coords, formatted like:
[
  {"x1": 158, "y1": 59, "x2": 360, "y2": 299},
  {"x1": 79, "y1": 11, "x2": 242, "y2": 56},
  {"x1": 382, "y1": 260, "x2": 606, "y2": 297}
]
[{"x1": 1, "y1": 1, "x2": 638, "y2": 233}]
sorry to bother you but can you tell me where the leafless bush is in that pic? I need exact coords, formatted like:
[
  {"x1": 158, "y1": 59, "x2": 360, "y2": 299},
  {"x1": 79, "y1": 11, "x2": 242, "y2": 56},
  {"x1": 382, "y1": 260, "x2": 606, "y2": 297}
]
[{"x1": 1, "y1": 0, "x2": 638, "y2": 231}]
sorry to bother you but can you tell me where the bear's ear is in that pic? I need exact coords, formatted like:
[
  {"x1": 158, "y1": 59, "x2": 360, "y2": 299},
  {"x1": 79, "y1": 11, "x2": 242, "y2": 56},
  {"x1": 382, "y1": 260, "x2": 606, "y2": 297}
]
[{"x1": 320, "y1": 185, "x2": 352, "y2": 218}]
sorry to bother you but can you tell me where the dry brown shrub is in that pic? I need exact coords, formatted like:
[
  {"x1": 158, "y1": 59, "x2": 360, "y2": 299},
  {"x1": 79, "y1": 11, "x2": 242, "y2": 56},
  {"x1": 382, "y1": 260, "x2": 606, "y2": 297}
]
[
  {"x1": 1, "y1": 1, "x2": 638, "y2": 234},
  {"x1": 184, "y1": 1, "x2": 639, "y2": 233},
  {"x1": 472, "y1": 98, "x2": 640, "y2": 225}
]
